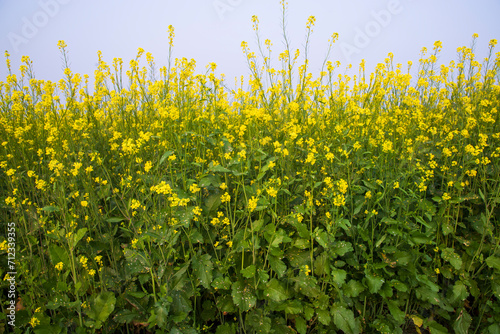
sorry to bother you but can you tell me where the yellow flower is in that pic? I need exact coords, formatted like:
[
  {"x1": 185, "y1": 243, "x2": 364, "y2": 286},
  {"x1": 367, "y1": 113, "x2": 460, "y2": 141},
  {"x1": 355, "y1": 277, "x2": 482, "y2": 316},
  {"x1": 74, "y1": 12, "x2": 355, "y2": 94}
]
[
  {"x1": 221, "y1": 192, "x2": 231, "y2": 203},
  {"x1": 55, "y1": 262, "x2": 64, "y2": 271},
  {"x1": 190, "y1": 183, "x2": 201, "y2": 193},
  {"x1": 226, "y1": 241, "x2": 233, "y2": 248},
  {"x1": 267, "y1": 187, "x2": 277, "y2": 198},
  {"x1": 131, "y1": 238, "x2": 138, "y2": 248},
  {"x1": 442, "y1": 193, "x2": 451, "y2": 201},
  {"x1": 144, "y1": 161, "x2": 153, "y2": 173},
  {"x1": 30, "y1": 316, "x2": 40, "y2": 327},
  {"x1": 365, "y1": 191, "x2": 372, "y2": 199},
  {"x1": 393, "y1": 182, "x2": 399, "y2": 189},
  {"x1": 248, "y1": 196, "x2": 258, "y2": 212},
  {"x1": 81, "y1": 200, "x2": 88, "y2": 207}
]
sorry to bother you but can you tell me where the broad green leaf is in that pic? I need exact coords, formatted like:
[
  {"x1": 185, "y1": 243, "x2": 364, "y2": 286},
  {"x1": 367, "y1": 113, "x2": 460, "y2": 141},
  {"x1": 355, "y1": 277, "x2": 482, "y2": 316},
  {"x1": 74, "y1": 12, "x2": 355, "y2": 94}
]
[
  {"x1": 42, "y1": 206, "x2": 60, "y2": 212},
  {"x1": 231, "y1": 281, "x2": 256, "y2": 312},
  {"x1": 264, "y1": 278, "x2": 288, "y2": 302},
  {"x1": 34, "y1": 325, "x2": 62, "y2": 334},
  {"x1": 331, "y1": 304, "x2": 360, "y2": 334},
  {"x1": 294, "y1": 276, "x2": 321, "y2": 299},
  {"x1": 246, "y1": 309, "x2": 272, "y2": 333},
  {"x1": 331, "y1": 241, "x2": 353, "y2": 256},
  {"x1": 344, "y1": 280, "x2": 365, "y2": 298},
  {"x1": 205, "y1": 193, "x2": 221, "y2": 212},
  {"x1": 317, "y1": 309, "x2": 331, "y2": 326},
  {"x1": 171, "y1": 290, "x2": 192, "y2": 323},
  {"x1": 295, "y1": 316, "x2": 307, "y2": 334},
  {"x1": 428, "y1": 320, "x2": 449, "y2": 334},
  {"x1": 441, "y1": 248, "x2": 463, "y2": 270},
  {"x1": 251, "y1": 219, "x2": 264, "y2": 232},
  {"x1": 416, "y1": 286, "x2": 441, "y2": 305},
  {"x1": 87, "y1": 291, "x2": 116, "y2": 328},
  {"x1": 394, "y1": 251, "x2": 411, "y2": 266},
  {"x1": 365, "y1": 272, "x2": 384, "y2": 294},
  {"x1": 331, "y1": 267, "x2": 347, "y2": 287},
  {"x1": 210, "y1": 165, "x2": 231, "y2": 173},
  {"x1": 192, "y1": 253, "x2": 213, "y2": 289},
  {"x1": 453, "y1": 309, "x2": 472, "y2": 334},
  {"x1": 390, "y1": 280, "x2": 408, "y2": 292},
  {"x1": 212, "y1": 275, "x2": 232, "y2": 290},
  {"x1": 268, "y1": 255, "x2": 287, "y2": 278},
  {"x1": 241, "y1": 264, "x2": 256, "y2": 278},
  {"x1": 281, "y1": 300, "x2": 303, "y2": 314},
  {"x1": 114, "y1": 309, "x2": 140, "y2": 324},
  {"x1": 158, "y1": 150, "x2": 174, "y2": 166},
  {"x1": 48, "y1": 244, "x2": 70, "y2": 268},
  {"x1": 488, "y1": 323, "x2": 500, "y2": 334},
  {"x1": 386, "y1": 300, "x2": 405, "y2": 324},
  {"x1": 448, "y1": 281, "x2": 468, "y2": 306},
  {"x1": 485, "y1": 256, "x2": 500, "y2": 271},
  {"x1": 216, "y1": 323, "x2": 236, "y2": 334},
  {"x1": 71, "y1": 228, "x2": 87, "y2": 248},
  {"x1": 314, "y1": 228, "x2": 329, "y2": 248}
]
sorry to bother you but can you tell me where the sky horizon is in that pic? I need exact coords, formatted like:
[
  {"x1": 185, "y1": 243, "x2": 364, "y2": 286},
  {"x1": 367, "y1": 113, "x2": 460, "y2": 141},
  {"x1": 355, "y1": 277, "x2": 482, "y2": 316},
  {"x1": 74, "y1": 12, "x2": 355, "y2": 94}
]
[{"x1": 1, "y1": 0, "x2": 499, "y2": 91}]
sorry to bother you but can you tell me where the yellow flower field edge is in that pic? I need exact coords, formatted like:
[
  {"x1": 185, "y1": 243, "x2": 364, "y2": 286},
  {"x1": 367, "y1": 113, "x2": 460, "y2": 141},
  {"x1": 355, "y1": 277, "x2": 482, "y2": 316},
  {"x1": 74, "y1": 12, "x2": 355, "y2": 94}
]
[{"x1": 1, "y1": 6, "x2": 500, "y2": 334}]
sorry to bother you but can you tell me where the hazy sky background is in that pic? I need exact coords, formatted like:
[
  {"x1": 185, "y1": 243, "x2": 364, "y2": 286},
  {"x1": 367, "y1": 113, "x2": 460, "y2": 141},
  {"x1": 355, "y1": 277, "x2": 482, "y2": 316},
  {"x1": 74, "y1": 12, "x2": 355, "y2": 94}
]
[{"x1": 1, "y1": 0, "x2": 499, "y2": 90}]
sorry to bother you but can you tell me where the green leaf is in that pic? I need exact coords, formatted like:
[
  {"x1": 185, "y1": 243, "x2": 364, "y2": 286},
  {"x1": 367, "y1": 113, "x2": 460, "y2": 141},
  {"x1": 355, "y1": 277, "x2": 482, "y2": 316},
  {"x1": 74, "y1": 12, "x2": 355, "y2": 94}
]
[
  {"x1": 331, "y1": 267, "x2": 347, "y2": 287},
  {"x1": 295, "y1": 316, "x2": 307, "y2": 334},
  {"x1": 42, "y1": 205, "x2": 60, "y2": 212},
  {"x1": 231, "y1": 281, "x2": 256, "y2": 312},
  {"x1": 485, "y1": 256, "x2": 500, "y2": 271},
  {"x1": 314, "y1": 228, "x2": 329, "y2": 248},
  {"x1": 331, "y1": 241, "x2": 353, "y2": 256},
  {"x1": 34, "y1": 325, "x2": 62, "y2": 334},
  {"x1": 331, "y1": 304, "x2": 359, "y2": 334},
  {"x1": 441, "y1": 248, "x2": 463, "y2": 270},
  {"x1": 114, "y1": 309, "x2": 140, "y2": 324},
  {"x1": 71, "y1": 228, "x2": 87, "y2": 248},
  {"x1": 448, "y1": 281, "x2": 468, "y2": 306},
  {"x1": 453, "y1": 309, "x2": 472, "y2": 334},
  {"x1": 344, "y1": 280, "x2": 365, "y2": 298},
  {"x1": 293, "y1": 276, "x2": 320, "y2": 299},
  {"x1": 212, "y1": 275, "x2": 232, "y2": 290},
  {"x1": 205, "y1": 193, "x2": 221, "y2": 212},
  {"x1": 281, "y1": 300, "x2": 303, "y2": 315},
  {"x1": 268, "y1": 255, "x2": 287, "y2": 278},
  {"x1": 216, "y1": 323, "x2": 236, "y2": 334},
  {"x1": 317, "y1": 309, "x2": 331, "y2": 326},
  {"x1": 106, "y1": 217, "x2": 124, "y2": 223},
  {"x1": 416, "y1": 286, "x2": 441, "y2": 305},
  {"x1": 158, "y1": 150, "x2": 174, "y2": 166},
  {"x1": 428, "y1": 320, "x2": 449, "y2": 334},
  {"x1": 365, "y1": 272, "x2": 384, "y2": 294},
  {"x1": 210, "y1": 165, "x2": 232, "y2": 173},
  {"x1": 488, "y1": 323, "x2": 500, "y2": 334},
  {"x1": 241, "y1": 265, "x2": 256, "y2": 278},
  {"x1": 87, "y1": 291, "x2": 116, "y2": 328},
  {"x1": 387, "y1": 300, "x2": 405, "y2": 324},
  {"x1": 264, "y1": 278, "x2": 289, "y2": 302},
  {"x1": 49, "y1": 244, "x2": 70, "y2": 268},
  {"x1": 192, "y1": 253, "x2": 213, "y2": 289}
]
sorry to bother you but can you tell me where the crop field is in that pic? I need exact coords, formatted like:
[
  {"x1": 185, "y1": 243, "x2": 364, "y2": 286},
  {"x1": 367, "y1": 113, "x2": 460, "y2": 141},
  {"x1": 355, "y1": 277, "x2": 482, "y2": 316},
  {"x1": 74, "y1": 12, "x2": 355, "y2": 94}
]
[{"x1": 1, "y1": 8, "x2": 500, "y2": 334}]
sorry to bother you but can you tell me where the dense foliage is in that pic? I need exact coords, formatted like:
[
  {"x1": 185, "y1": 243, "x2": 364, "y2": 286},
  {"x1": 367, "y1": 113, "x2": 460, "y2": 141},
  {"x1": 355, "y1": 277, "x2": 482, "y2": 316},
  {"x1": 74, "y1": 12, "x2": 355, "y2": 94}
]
[{"x1": 1, "y1": 6, "x2": 500, "y2": 334}]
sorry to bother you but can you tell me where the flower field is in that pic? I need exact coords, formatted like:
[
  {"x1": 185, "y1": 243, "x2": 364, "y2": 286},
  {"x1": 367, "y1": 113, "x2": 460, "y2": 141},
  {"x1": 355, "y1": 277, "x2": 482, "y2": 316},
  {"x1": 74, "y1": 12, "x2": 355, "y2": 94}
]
[{"x1": 1, "y1": 9, "x2": 500, "y2": 334}]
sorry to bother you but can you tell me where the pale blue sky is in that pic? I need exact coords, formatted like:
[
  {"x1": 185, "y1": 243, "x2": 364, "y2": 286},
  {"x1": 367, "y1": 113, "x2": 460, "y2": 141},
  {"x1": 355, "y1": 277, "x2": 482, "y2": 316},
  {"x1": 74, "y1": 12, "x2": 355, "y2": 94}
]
[{"x1": 1, "y1": 0, "x2": 499, "y2": 88}]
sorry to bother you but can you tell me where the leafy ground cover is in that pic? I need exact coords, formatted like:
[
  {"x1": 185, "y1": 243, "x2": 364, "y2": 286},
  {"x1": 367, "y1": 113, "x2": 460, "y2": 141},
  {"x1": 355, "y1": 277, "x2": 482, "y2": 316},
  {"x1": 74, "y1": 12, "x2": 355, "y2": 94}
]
[{"x1": 1, "y1": 4, "x2": 500, "y2": 333}]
